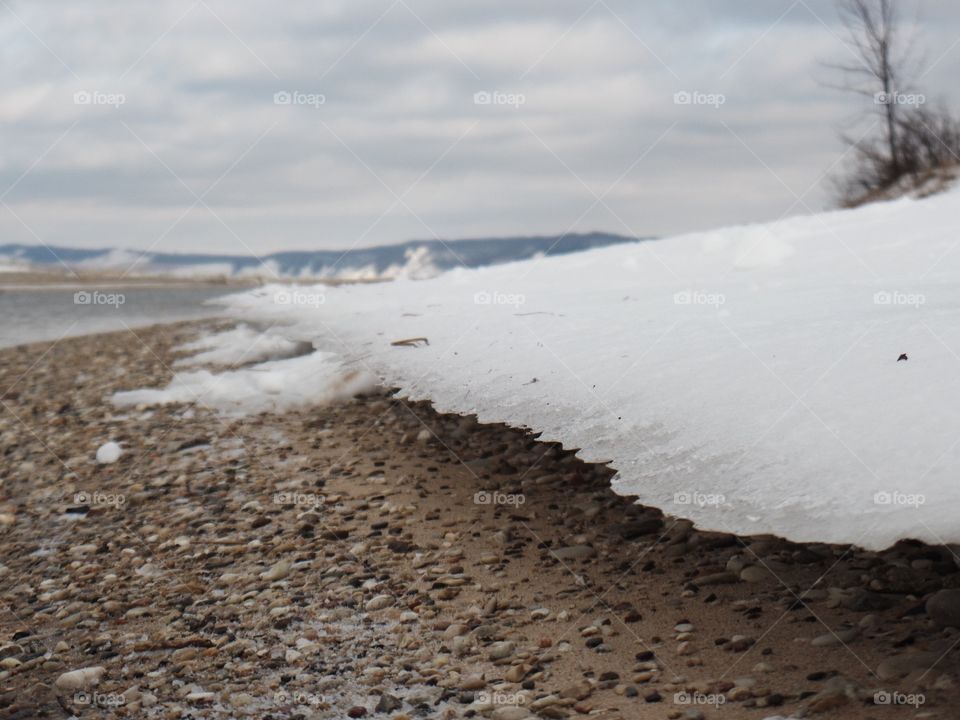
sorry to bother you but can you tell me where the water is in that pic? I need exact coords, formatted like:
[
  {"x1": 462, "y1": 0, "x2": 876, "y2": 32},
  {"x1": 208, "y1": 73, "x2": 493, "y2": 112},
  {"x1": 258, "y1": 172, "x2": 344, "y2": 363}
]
[{"x1": 0, "y1": 285, "x2": 233, "y2": 349}]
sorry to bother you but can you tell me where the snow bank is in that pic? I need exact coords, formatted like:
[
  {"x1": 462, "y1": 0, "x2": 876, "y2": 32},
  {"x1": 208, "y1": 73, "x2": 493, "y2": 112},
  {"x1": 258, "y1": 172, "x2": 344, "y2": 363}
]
[
  {"x1": 113, "y1": 352, "x2": 376, "y2": 415},
  {"x1": 174, "y1": 324, "x2": 313, "y2": 367},
  {"x1": 139, "y1": 189, "x2": 960, "y2": 548}
]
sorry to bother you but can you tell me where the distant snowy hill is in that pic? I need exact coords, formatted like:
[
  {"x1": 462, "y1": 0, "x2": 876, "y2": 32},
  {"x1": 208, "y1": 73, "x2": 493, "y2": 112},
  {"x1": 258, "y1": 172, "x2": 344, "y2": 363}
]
[
  {"x1": 115, "y1": 190, "x2": 960, "y2": 549},
  {"x1": 0, "y1": 232, "x2": 642, "y2": 279}
]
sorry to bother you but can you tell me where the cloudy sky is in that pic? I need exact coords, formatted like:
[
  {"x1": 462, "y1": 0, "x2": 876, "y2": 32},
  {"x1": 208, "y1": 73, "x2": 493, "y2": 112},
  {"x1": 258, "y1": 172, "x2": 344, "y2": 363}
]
[{"x1": 1, "y1": 0, "x2": 958, "y2": 254}]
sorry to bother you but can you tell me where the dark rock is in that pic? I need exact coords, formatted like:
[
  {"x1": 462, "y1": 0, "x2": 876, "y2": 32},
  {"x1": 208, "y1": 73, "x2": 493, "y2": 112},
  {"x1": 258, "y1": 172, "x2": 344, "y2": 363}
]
[
  {"x1": 926, "y1": 589, "x2": 960, "y2": 628},
  {"x1": 375, "y1": 693, "x2": 402, "y2": 713}
]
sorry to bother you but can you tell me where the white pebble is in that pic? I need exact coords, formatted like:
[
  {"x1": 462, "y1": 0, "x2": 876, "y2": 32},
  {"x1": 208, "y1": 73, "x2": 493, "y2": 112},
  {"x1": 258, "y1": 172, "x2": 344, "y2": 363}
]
[
  {"x1": 54, "y1": 666, "x2": 105, "y2": 691},
  {"x1": 96, "y1": 442, "x2": 122, "y2": 465}
]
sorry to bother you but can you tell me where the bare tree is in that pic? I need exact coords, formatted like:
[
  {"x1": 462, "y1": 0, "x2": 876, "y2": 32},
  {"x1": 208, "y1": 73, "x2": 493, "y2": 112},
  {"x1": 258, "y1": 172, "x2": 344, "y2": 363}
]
[
  {"x1": 826, "y1": 0, "x2": 960, "y2": 206},
  {"x1": 828, "y1": 0, "x2": 914, "y2": 178}
]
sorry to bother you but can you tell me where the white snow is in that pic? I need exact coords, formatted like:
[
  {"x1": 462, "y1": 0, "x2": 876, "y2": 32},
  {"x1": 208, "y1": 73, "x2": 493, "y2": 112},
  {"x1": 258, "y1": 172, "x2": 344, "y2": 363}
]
[
  {"x1": 174, "y1": 324, "x2": 312, "y2": 367},
  {"x1": 96, "y1": 442, "x2": 122, "y2": 464},
  {"x1": 123, "y1": 188, "x2": 960, "y2": 549},
  {"x1": 112, "y1": 352, "x2": 375, "y2": 416}
]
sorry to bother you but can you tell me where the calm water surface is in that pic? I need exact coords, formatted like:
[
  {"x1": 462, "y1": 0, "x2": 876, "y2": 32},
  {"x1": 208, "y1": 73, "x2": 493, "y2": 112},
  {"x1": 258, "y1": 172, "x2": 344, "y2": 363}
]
[{"x1": 0, "y1": 285, "x2": 234, "y2": 349}]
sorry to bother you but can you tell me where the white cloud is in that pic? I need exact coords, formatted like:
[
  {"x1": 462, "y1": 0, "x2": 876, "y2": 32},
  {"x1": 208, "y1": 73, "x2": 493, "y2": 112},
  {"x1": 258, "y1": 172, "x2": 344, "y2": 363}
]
[{"x1": 0, "y1": 0, "x2": 956, "y2": 252}]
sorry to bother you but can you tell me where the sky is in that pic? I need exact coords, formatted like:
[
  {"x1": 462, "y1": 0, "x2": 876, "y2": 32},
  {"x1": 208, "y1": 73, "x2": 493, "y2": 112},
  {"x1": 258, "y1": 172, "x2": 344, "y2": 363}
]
[{"x1": 1, "y1": 0, "x2": 958, "y2": 255}]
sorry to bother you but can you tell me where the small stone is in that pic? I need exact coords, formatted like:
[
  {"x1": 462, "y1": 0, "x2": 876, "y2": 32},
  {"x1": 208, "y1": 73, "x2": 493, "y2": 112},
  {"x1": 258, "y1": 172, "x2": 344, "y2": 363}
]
[
  {"x1": 461, "y1": 674, "x2": 485, "y2": 690},
  {"x1": 491, "y1": 708, "x2": 530, "y2": 720},
  {"x1": 54, "y1": 666, "x2": 105, "y2": 692},
  {"x1": 186, "y1": 691, "x2": 215, "y2": 703},
  {"x1": 96, "y1": 441, "x2": 122, "y2": 464},
  {"x1": 230, "y1": 693, "x2": 255, "y2": 707},
  {"x1": 260, "y1": 559, "x2": 292, "y2": 581},
  {"x1": 694, "y1": 571, "x2": 738, "y2": 586},
  {"x1": 552, "y1": 545, "x2": 596, "y2": 561},
  {"x1": 926, "y1": 589, "x2": 960, "y2": 628},
  {"x1": 727, "y1": 635, "x2": 755, "y2": 652},
  {"x1": 347, "y1": 706, "x2": 368, "y2": 718},
  {"x1": 560, "y1": 681, "x2": 593, "y2": 701},
  {"x1": 811, "y1": 627, "x2": 858, "y2": 646},
  {"x1": 740, "y1": 565, "x2": 773, "y2": 582},
  {"x1": 806, "y1": 676, "x2": 857, "y2": 713},
  {"x1": 171, "y1": 648, "x2": 198, "y2": 663},
  {"x1": 375, "y1": 694, "x2": 402, "y2": 713},
  {"x1": 505, "y1": 664, "x2": 528, "y2": 682},
  {"x1": 876, "y1": 652, "x2": 940, "y2": 680},
  {"x1": 365, "y1": 594, "x2": 393, "y2": 611},
  {"x1": 488, "y1": 641, "x2": 515, "y2": 661}
]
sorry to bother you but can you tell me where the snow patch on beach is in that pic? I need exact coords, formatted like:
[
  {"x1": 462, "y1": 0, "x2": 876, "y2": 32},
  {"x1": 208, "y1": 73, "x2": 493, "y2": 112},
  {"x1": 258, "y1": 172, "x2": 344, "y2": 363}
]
[
  {"x1": 202, "y1": 188, "x2": 960, "y2": 550},
  {"x1": 175, "y1": 325, "x2": 313, "y2": 367},
  {"x1": 113, "y1": 352, "x2": 375, "y2": 415}
]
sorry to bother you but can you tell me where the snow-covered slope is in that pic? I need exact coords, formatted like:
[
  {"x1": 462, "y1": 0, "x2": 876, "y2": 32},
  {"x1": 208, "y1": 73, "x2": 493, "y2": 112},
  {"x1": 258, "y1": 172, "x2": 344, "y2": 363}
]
[{"x1": 126, "y1": 190, "x2": 960, "y2": 549}]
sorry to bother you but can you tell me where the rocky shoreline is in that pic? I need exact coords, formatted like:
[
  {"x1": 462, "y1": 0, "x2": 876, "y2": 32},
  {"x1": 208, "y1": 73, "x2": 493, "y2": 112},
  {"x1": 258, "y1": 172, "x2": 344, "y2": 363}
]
[{"x1": 0, "y1": 320, "x2": 958, "y2": 719}]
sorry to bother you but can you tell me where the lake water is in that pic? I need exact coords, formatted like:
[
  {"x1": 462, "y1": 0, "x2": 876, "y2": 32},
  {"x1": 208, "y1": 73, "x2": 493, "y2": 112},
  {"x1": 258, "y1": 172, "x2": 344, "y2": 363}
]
[{"x1": 0, "y1": 285, "x2": 234, "y2": 349}]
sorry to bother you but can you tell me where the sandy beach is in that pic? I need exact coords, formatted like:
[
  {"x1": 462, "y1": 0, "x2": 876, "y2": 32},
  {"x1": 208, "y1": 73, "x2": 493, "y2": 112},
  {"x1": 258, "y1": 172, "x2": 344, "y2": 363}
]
[{"x1": 1, "y1": 320, "x2": 958, "y2": 719}]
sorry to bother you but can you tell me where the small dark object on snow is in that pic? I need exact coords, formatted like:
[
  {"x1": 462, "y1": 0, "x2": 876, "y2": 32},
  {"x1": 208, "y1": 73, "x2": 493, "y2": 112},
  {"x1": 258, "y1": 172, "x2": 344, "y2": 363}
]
[
  {"x1": 391, "y1": 337, "x2": 429, "y2": 347},
  {"x1": 898, "y1": 353, "x2": 908, "y2": 362}
]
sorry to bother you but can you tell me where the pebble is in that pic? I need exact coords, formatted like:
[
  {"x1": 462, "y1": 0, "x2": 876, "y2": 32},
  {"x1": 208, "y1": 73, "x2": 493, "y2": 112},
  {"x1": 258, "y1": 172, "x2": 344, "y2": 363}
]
[
  {"x1": 876, "y1": 652, "x2": 940, "y2": 680},
  {"x1": 53, "y1": 666, "x2": 105, "y2": 692},
  {"x1": 740, "y1": 565, "x2": 773, "y2": 582},
  {"x1": 552, "y1": 545, "x2": 596, "y2": 561},
  {"x1": 365, "y1": 594, "x2": 394, "y2": 611},
  {"x1": 461, "y1": 674, "x2": 486, "y2": 690},
  {"x1": 96, "y1": 441, "x2": 122, "y2": 464},
  {"x1": 260, "y1": 559, "x2": 292, "y2": 581},
  {"x1": 375, "y1": 693, "x2": 402, "y2": 712},
  {"x1": 695, "y1": 571, "x2": 738, "y2": 586},
  {"x1": 491, "y1": 708, "x2": 531, "y2": 720},
  {"x1": 488, "y1": 641, "x2": 515, "y2": 660},
  {"x1": 811, "y1": 627, "x2": 858, "y2": 646},
  {"x1": 805, "y1": 676, "x2": 857, "y2": 713},
  {"x1": 926, "y1": 589, "x2": 960, "y2": 628}
]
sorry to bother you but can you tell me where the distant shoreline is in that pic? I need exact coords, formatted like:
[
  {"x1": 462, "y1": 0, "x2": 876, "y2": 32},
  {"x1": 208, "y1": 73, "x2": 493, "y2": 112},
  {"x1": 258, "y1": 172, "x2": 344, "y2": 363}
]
[
  {"x1": 0, "y1": 271, "x2": 386, "y2": 292},
  {"x1": 0, "y1": 270, "x2": 258, "y2": 291}
]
